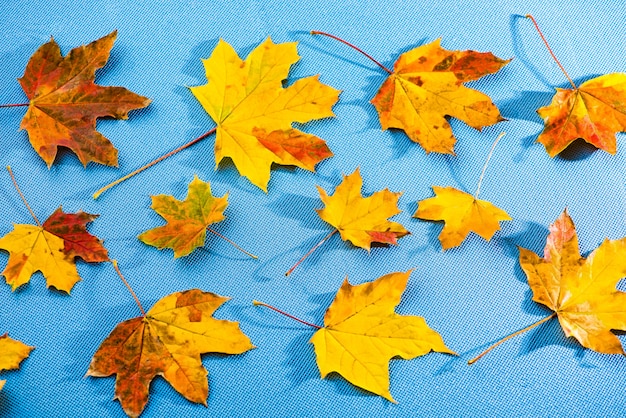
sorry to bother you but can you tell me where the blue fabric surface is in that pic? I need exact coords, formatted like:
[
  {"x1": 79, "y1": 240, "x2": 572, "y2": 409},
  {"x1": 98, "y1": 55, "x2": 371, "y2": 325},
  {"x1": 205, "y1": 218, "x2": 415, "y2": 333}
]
[{"x1": 1, "y1": 1, "x2": 626, "y2": 416}]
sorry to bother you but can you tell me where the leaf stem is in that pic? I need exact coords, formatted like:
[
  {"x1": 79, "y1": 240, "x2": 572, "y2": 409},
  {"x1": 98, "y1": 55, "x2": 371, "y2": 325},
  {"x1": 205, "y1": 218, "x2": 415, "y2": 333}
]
[
  {"x1": 525, "y1": 15, "x2": 576, "y2": 89},
  {"x1": 467, "y1": 313, "x2": 556, "y2": 365},
  {"x1": 474, "y1": 132, "x2": 505, "y2": 199},
  {"x1": 253, "y1": 300, "x2": 321, "y2": 329},
  {"x1": 0, "y1": 103, "x2": 29, "y2": 108},
  {"x1": 111, "y1": 260, "x2": 145, "y2": 317},
  {"x1": 207, "y1": 227, "x2": 258, "y2": 259},
  {"x1": 285, "y1": 229, "x2": 338, "y2": 276},
  {"x1": 92, "y1": 127, "x2": 217, "y2": 200},
  {"x1": 6, "y1": 166, "x2": 40, "y2": 227},
  {"x1": 310, "y1": 31, "x2": 393, "y2": 75}
]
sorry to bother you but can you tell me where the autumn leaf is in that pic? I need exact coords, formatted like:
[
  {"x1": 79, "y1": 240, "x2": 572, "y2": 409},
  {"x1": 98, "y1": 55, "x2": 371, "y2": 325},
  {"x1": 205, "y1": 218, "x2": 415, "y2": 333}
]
[
  {"x1": 0, "y1": 333, "x2": 34, "y2": 390},
  {"x1": 255, "y1": 271, "x2": 455, "y2": 401},
  {"x1": 469, "y1": 209, "x2": 626, "y2": 364},
  {"x1": 189, "y1": 37, "x2": 340, "y2": 191},
  {"x1": 312, "y1": 32, "x2": 508, "y2": 154},
  {"x1": 88, "y1": 288, "x2": 254, "y2": 417},
  {"x1": 522, "y1": 16, "x2": 626, "y2": 156},
  {"x1": 15, "y1": 31, "x2": 150, "y2": 167},
  {"x1": 137, "y1": 175, "x2": 255, "y2": 259},
  {"x1": 286, "y1": 168, "x2": 409, "y2": 275}
]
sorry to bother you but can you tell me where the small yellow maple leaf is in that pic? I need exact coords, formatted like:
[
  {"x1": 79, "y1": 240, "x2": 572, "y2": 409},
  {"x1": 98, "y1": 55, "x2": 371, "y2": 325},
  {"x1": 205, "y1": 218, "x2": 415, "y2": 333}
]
[
  {"x1": 415, "y1": 186, "x2": 511, "y2": 250},
  {"x1": 371, "y1": 39, "x2": 509, "y2": 154},
  {"x1": 88, "y1": 289, "x2": 254, "y2": 417},
  {"x1": 520, "y1": 209, "x2": 626, "y2": 353},
  {"x1": 190, "y1": 37, "x2": 340, "y2": 191},
  {"x1": 138, "y1": 176, "x2": 228, "y2": 258},
  {"x1": 0, "y1": 333, "x2": 34, "y2": 391},
  {"x1": 316, "y1": 168, "x2": 409, "y2": 250},
  {"x1": 310, "y1": 271, "x2": 455, "y2": 401},
  {"x1": 536, "y1": 74, "x2": 626, "y2": 156}
]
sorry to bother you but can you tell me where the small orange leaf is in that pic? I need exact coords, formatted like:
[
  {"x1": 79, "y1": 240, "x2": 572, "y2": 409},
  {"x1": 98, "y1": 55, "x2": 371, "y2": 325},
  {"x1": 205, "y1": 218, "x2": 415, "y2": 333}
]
[
  {"x1": 87, "y1": 289, "x2": 254, "y2": 417},
  {"x1": 17, "y1": 31, "x2": 150, "y2": 167}
]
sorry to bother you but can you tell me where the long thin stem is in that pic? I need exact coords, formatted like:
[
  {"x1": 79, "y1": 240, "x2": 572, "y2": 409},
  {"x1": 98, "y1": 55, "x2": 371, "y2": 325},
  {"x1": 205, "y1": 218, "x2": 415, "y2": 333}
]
[
  {"x1": 311, "y1": 31, "x2": 393, "y2": 75},
  {"x1": 0, "y1": 103, "x2": 29, "y2": 108},
  {"x1": 93, "y1": 127, "x2": 217, "y2": 200},
  {"x1": 468, "y1": 313, "x2": 556, "y2": 365},
  {"x1": 111, "y1": 260, "x2": 146, "y2": 317},
  {"x1": 475, "y1": 132, "x2": 505, "y2": 199},
  {"x1": 207, "y1": 227, "x2": 258, "y2": 259},
  {"x1": 525, "y1": 15, "x2": 576, "y2": 89},
  {"x1": 285, "y1": 229, "x2": 338, "y2": 276},
  {"x1": 253, "y1": 300, "x2": 321, "y2": 329},
  {"x1": 6, "y1": 166, "x2": 40, "y2": 227}
]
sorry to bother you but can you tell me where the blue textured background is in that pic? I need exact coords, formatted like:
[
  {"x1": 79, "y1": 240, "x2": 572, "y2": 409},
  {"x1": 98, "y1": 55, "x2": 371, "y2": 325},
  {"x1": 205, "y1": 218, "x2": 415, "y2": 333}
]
[{"x1": 1, "y1": 1, "x2": 626, "y2": 416}]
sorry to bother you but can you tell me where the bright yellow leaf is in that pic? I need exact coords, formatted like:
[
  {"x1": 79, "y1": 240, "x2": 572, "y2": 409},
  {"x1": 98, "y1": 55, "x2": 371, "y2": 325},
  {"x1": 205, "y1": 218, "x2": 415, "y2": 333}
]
[
  {"x1": 520, "y1": 209, "x2": 626, "y2": 354},
  {"x1": 0, "y1": 333, "x2": 34, "y2": 390},
  {"x1": 310, "y1": 271, "x2": 455, "y2": 402},
  {"x1": 414, "y1": 186, "x2": 511, "y2": 250},
  {"x1": 88, "y1": 289, "x2": 254, "y2": 417},
  {"x1": 190, "y1": 37, "x2": 340, "y2": 191},
  {"x1": 0, "y1": 224, "x2": 81, "y2": 292},
  {"x1": 316, "y1": 168, "x2": 409, "y2": 250}
]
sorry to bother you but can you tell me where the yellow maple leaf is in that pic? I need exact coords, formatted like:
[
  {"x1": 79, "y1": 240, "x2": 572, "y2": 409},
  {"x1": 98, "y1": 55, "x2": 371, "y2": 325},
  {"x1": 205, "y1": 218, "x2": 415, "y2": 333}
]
[
  {"x1": 189, "y1": 37, "x2": 340, "y2": 191},
  {"x1": 520, "y1": 209, "x2": 626, "y2": 353},
  {"x1": 0, "y1": 333, "x2": 34, "y2": 391},
  {"x1": 371, "y1": 39, "x2": 508, "y2": 154},
  {"x1": 138, "y1": 175, "x2": 228, "y2": 258},
  {"x1": 317, "y1": 168, "x2": 409, "y2": 250},
  {"x1": 310, "y1": 271, "x2": 455, "y2": 401},
  {"x1": 88, "y1": 289, "x2": 254, "y2": 417},
  {"x1": 415, "y1": 186, "x2": 511, "y2": 250}
]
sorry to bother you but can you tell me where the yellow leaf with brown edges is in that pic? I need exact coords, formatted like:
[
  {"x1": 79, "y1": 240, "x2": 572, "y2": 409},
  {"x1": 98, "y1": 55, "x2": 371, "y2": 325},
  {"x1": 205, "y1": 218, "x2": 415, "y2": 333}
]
[
  {"x1": 519, "y1": 209, "x2": 626, "y2": 354},
  {"x1": 190, "y1": 37, "x2": 340, "y2": 191},
  {"x1": 87, "y1": 289, "x2": 254, "y2": 417},
  {"x1": 310, "y1": 271, "x2": 455, "y2": 402},
  {"x1": 0, "y1": 333, "x2": 34, "y2": 391},
  {"x1": 536, "y1": 74, "x2": 626, "y2": 156},
  {"x1": 371, "y1": 39, "x2": 509, "y2": 154},
  {"x1": 18, "y1": 31, "x2": 150, "y2": 167},
  {"x1": 414, "y1": 186, "x2": 511, "y2": 250},
  {"x1": 316, "y1": 168, "x2": 409, "y2": 250},
  {"x1": 138, "y1": 176, "x2": 228, "y2": 258}
]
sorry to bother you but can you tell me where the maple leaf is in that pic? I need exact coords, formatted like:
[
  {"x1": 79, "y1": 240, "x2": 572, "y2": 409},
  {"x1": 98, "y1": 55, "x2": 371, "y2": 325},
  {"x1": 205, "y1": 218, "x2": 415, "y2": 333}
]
[
  {"x1": 311, "y1": 32, "x2": 508, "y2": 154},
  {"x1": 87, "y1": 289, "x2": 254, "y2": 417},
  {"x1": 519, "y1": 210, "x2": 626, "y2": 353},
  {"x1": 0, "y1": 333, "x2": 34, "y2": 391},
  {"x1": 17, "y1": 31, "x2": 150, "y2": 167},
  {"x1": 137, "y1": 176, "x2": 229, "y2": 258},
  {"x1": 317, "y1": 168, "x2": 409, "y2": 250},
  {"x1": 0, "y1": 206, "x2": 108, "y2": 292},
  {"x1": 257, "y1": 271, "x2": 454, "y2": 401},
  {"x1": 189, "y1": 37, "x2": 340, "y2": 191},
  {"x1": 414, "y1": 186, "x2": 511, "y2": 250}
]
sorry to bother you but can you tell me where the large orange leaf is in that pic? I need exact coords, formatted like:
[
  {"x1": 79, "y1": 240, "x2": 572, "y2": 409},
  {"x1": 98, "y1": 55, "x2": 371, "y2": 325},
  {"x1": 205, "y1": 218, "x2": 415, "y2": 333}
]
[
  {"x1": 189, "y1": 37, "x2": 340, "y2": 191},
  {"x1": 88, "y1": 289, "x2": 254, "y2": 417},
  {"x1": 0, "y1": 333, "x2": 34, "y2": 391},
  {"x1": 0, "y1": 207, "x2": 108, "y2": 292},
  {"x1": 536, "y1": 74, "x2": 626, "y2": 156},
  {"x1": 17, "y1": 31, "x2": 150, "y2": 167},
  {"x1": 138, "y1": 176, "x2": 228, "y2": 258},
  {"x1": 316, "y1": 168, "x2": 409, "y2": 250},
  {"x1": 310, "y1": 271, "x2": 454, "y2": 401},
  {"x1": 519, "y1": 210, "x2": 626, "y2": 353},
  {"x1": 371, "y1": 39, "x2": 508, "y2": 154}
]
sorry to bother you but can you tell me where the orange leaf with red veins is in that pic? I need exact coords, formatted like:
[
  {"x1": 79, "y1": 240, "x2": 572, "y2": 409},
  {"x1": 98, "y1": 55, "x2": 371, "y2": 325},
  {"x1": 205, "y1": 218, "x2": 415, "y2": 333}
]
[
  {"x1": 87, "y1": 289, "x2": 254, "y2": 417},
  {"x1": 536, "y1": 74, "x2": 626, "y2": 156},
  {"x1": 370, "y1": 39, "x2": 509, "y2": 154},
  {"x1": 17, "y1": 31, "x2": 150, "y2": 167},
  {"x1": 0, "y1": 206, "x2": 108, "y2": 292},
  {"x1": 317, "y1": 168, "x2": 409, "y2": 251}
]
